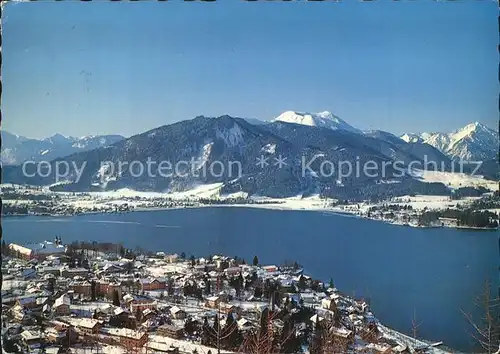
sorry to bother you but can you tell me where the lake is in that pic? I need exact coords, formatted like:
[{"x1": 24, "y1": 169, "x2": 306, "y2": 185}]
[{"x1": 3, "y1": 207, "x2": 498, "y2": 352}]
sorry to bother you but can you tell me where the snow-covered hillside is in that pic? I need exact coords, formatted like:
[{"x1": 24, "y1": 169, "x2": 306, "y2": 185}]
[
  {"x1": 273, "y1": 111, "x2": 361, "y2": 134},
  {"x1": 401, "y1": 122, "x2": 498, "y2": 161}
]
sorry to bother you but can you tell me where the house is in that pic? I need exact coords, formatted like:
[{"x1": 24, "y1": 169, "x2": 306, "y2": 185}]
[
  {"x1": 11, "y1": 304, "x2": 28, "y2": 323},
  {"x1": 45, "y1": 327, "x2": 68, "y2": 345},
  {"x1": 365, "y1": 343, "x2": 393, "y2": 353},
  {"x1": 76, "y1": 318, "x2": 102, "y2": 335},
  {"x1": 69, "y1": 280, "x2": 92, "y2": 297},
  {"x1": 237, "y1": 318, "x2": 253, "y2": 331},
  {"x1": 321, "y1": 298, "x2": 338, "y2": 312},
  {"x1": 16, "y1": 295, "x2": 38, "y2": 309},
  {"x1": 138, "y1": 278, "x2": 166, "y2": 291},
  {"x1": 22, "y1": 268, "x2": 37, "y2": 280},
  {"x1": 262, "y1": 265, "x2": 279, "y2": 273},
  {"x1": 10, "y1": 241, "x2": 66, "y2": 260},
  {"x1": 330, "y1": 327, "x2": 355, "y2": 350},
  {"x1": 61, "y1": 267, "x2": 89, "y2": 278},
  {"x1": 165, "y1": 254, "x2": 179, "y2": 263},
  {"x1": 108, "y1": 282, "x2": 122, "y2": 299},
  {"x1": 39, "y1": 266, "x2": 64, "y2": 276},
  {"x1": 169, "y1": 306, "x2": 187, "y2": 319},
  {"x1": 103, "y1": 328, "x2": 148, "y2": 349},
  {"x1": 225, "y1": 267, "x2": 241, "y2": 277},
  {"x1": 126, "y1": 294, "x2": 157, "y2": 313},
  {"x1": 206, "y1": 296, "x2": 220, "y2": 308},
  {"x1": 157, "y1": 324, "x2": 185, "y2": 339},
  {"x1": 102, "y1": 263, "x2": 124, "y2": 274},
  {"x1": 142, "y1": 308, "x2": 156, "y2": 321},
  {"x1": 438, "y1": 217, "x2": 459, "y2": 227},
  {"x1": 53, "y1": 294, "x2": 71, "y2": 315},
  {"x1": 220, "y1": 303, "x2": 241, "y2": 315},
  {"x1": 20, "y1": 330, "x2": 44, "y2": 351}
]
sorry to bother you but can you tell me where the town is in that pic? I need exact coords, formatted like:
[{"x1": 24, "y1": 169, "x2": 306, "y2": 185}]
[{"x1": 2, "y1": 239, "x2": 451, "y2": 354}]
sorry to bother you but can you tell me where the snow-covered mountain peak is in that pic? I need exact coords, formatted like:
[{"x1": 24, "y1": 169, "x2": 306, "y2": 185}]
[
  {"x1": 44, "y1": 133, "x2": 74, "y2": 144},
  {"x1": 273, "y1": 110, "x2": 361, "y2": 134},
  {"x1": 400, "y1": 121, "x2": 498, "y2": 161},
  {"x1": 400, "y1": 133, "x2": 423, "y2": 144}
]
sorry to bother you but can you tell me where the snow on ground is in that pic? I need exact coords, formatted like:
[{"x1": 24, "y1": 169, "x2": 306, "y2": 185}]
[
  {"x1": 389, "y1": 195, "x2": 478, "y2": 211},
  {"x1": 67, "y1": 345, "x2": 126, "y2": 354},
  {"x1": 413, "y1": 169, "x2": 498, "y2": 191},
  {"x1": 168, "y1": 183, "x2": 224, "y2": 200},
  {"x1": 148, "y1": 334, "x2": 236, "y2": 354},
  {"x1": 2, "y1": 279, "x2": 28, "y2": 291},
  {"x1": 88, "y1": 189, "x2": 167, "y2": 199},
  {"x1": 146, "y1": 263, "x2": 191, "y2": 277},
  {"x1": 378, "y1": 324, "x2": 455, "y2": 354}
]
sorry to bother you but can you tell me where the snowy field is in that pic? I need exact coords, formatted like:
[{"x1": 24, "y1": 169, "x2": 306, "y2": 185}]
[
  {"x1": 413, "y1": 169, "x2": 498, "y2": 191},
  {"x1": 388, "y1": 195, "x2": 479, "y2": 211},
  {"x1": 2, "y1": 167, "x2": 498, "y2": 219}
]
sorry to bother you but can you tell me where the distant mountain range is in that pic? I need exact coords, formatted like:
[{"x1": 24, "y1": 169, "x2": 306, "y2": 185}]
[
  {"x1": 1, "y1": 132, "x2": 125, "y2": 165},
  {"x1": 400, "y1": 122, "x2": 498, "y2": 162},
  {"x1": 2, "y1": 112, "x2": 497, "y2": 200}
]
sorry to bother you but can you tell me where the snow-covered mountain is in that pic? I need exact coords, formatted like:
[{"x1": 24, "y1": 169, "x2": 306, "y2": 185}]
[
  {"x1": 4, "y1": 115, "x2": 460, "y2": 200},
  {"x1": 1, "y1": 131, "x2": 125, "y2": 165},
  {"x1": 401, "y1": 122, "x2": 498, "y2": 161},
  {"x1": 273, "y1": 111, "x2": 361, "y2": 134}
]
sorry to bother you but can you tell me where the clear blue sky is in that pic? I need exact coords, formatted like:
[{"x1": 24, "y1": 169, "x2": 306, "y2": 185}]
[{"x1": 3, "y1": 0, "x2": 498, "y2": 139}]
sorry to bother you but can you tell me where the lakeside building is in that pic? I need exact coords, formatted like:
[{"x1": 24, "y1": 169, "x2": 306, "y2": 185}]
[{"x1": 9, "y1": 241, "x2": 66, "y2": 260}]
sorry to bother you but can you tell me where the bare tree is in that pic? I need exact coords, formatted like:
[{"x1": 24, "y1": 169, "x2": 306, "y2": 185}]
[
  {"x1": 310, "y1": 319, "x2": 354, "y2": 354},
  {"x1": 462, "y1": 278, "x2": 500, "y2": 354},
  {"x1": 411, "y1": 308, "x2": 423, "y2": 347},
  {"x1": 237, "y1": 310, "x2": 296, "y2": 354}
]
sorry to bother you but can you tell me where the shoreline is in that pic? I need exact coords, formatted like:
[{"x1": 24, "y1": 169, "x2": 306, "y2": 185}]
[{"x1": 2, "y1": 200, "x2": 499, "y2": 231}]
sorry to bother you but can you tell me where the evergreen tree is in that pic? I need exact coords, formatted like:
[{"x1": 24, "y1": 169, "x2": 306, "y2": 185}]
[
  {"x1": 298, "y1": 275, "x2": 307, "y2": 291},
  {"x1": 91, "y1": 280, "x2": 97, "y2": 301},
  {"x1": 211, "y1": 315, "x2": 221, "y2": 347},
  {"x1": 222, "y1": 311, "x2": 242, "y2": 350},
  {"x1": 280, "y1": 315, "x2": 300, "y2": 353},
  {"x1": 254, "y1": 286, "x2": 263, "y2": 298},
  {"x1": 328, "y1": 278, "x2": 334, "y2": 289},
  {"x1": 204, "y1": 277, "x2": 211, "y2": 296},
  {"x1": 167, "y1": 278, "x2": 175, "y2": 296},
  {"x1": 47, "y1": 277, "x2": 56, "y2": 294},
  {"x1": 201, "y1": 317, "x2": 211, "y2": 345},
  {"x1": 259, "y1": 307, "x2": 270, "y2": 339},
  {"x1": 253, "y1": 255, "x2": 259, "y2": 266},
  {"x1": 310, "y1": 316, "x2": 323, "y2": 354},
  {"x1": 112, "y1": 290, "x2": 120, "y2": 306}
]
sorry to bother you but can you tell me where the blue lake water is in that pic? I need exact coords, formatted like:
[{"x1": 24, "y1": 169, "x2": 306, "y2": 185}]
[{"x1": 3, "y1": 207, "x2": 498, "y2": 352}]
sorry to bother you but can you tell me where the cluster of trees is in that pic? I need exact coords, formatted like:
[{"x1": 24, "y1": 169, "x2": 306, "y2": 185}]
[
  {"x1": 201, "y1": 312, "x2": 243, "y2": 351},
  {"x1": 369, "y1": 204, "x2": 414, "y2": 212},
  {"x1": 1, "y1": 192, "x2": 57, "y2": 201},
  {"x1": 451, "y1": 186, "x2": 490, "y2": 199},
  {"x1": 419, "y1": 208, "x2": 499, "y2": 228},
  {"x1": 199, "y1": 305, "x2": 304, "y2": 354},
  {"x1": 470, "y1": 194, "x2": 500, "y2": 210},
  {"x1": 2, "y1": 204, "x2": 30, "y2": 215},
  {"x1": 197, "y1": 198, "x2": 278, "y2": 206}
]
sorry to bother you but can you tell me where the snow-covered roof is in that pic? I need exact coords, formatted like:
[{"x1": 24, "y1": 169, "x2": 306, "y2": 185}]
[
  {"x1": 54, "y1": 294, "x2": 71, "y2": 307},
  {"x1": 77, "y1": 318, "x2": 100, "y2": 329},
  {"x1": 170, "y1": 306, "x2": 185, "y2": 314},
  {"x1": 103, "y1": 327, "x2": 147, "y2": 340},
  {"x1": 20, "y1": 330, "x2": 41, "y2": 341}
]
